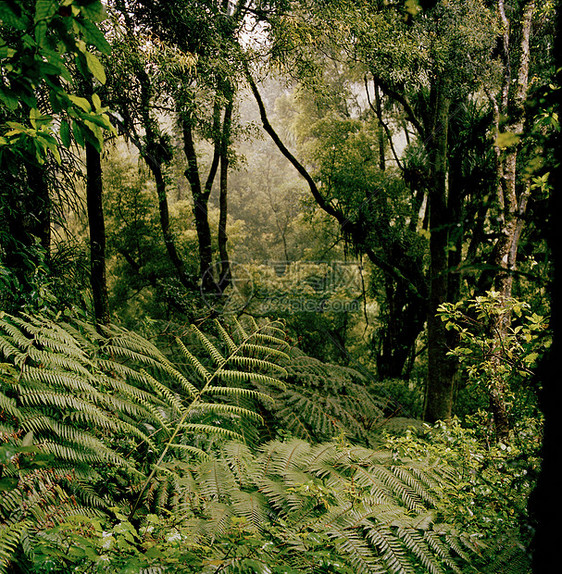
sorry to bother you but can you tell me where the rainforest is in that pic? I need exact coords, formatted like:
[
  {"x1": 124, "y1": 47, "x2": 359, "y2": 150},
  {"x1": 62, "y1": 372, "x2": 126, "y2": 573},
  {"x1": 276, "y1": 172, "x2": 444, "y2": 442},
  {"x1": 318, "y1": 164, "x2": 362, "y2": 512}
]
[{"x1": 0, "y1": 0, "x2": 561, "y2": 572}]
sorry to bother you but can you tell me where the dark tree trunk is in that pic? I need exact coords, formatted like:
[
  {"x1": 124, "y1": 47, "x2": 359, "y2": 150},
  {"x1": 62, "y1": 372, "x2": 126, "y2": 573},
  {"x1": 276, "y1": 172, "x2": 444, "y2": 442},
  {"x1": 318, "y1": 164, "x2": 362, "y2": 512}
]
[
  {"x1": 218, "y1": 86, "x2": 234, "y2": 291},
  {"x1": 25, "y1": 162, "x2": 51, "y2": 255},
  {"x1": 424, "y1": 80, "x2": 456, "y2": 424},
  {"x1": 135, "y1": 66, "x2": 194, "y2": 293},
  {"x1": 530, "y1": 1, "x2": 562, "y2": 562},
  {"x1": 182, "y1": 116, "x2": 219, "y2": 294},
  {"x1": 377, "y1": 280, "x2": 426, "y2": 379},
  {"x1": 0, "y1": 150, "x2": 51, "y2": 309},
  {"x1": 85, "y1": 141, "x2": 110, "y2": 326}
]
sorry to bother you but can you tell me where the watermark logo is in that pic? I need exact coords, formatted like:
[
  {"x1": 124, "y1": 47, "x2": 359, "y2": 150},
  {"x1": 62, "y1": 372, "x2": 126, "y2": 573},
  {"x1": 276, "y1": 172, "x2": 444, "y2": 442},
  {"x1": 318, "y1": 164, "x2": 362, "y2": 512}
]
[{"x1": 201, "y1": 260, "x2": 363, "y2": 315}]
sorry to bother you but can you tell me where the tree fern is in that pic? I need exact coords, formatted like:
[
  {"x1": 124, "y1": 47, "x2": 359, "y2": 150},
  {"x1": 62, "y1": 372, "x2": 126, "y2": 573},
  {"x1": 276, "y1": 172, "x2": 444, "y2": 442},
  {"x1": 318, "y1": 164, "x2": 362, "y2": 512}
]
[
  {"x1": 0, "y1": 312, "x2": 288, "y2": 570},
  {"x1": 252, "y1": 348, "x2": 394, "y2": 445},
  {"x1": 128, "y1": 318, "x2": 290, "y2": 519},
  {"x1": 161, "y1": 438, "x2": 480, "y2": 574}
]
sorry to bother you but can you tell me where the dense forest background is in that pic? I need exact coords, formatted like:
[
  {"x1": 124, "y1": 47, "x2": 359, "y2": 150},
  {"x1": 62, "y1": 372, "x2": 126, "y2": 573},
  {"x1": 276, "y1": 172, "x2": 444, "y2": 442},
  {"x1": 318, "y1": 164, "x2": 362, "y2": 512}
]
[{"x1": 1, "y1": 0, "x2": 561, "y2": 572}]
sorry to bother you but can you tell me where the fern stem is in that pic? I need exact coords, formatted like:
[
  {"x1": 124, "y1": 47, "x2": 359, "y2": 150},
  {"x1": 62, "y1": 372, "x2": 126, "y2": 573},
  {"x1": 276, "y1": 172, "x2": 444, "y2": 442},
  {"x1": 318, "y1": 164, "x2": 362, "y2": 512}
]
[{"x1": 128, "y1": 321, "x2": 277, "y2": 521}]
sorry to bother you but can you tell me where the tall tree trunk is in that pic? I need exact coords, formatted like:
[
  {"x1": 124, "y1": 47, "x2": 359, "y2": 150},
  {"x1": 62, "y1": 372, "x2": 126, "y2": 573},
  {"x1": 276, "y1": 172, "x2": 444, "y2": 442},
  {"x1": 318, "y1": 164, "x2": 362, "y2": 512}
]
[
  {"x1": 530, "y1": 0, "x2": 562, "y2": 563},
  {"x1": 182, "y1": 114, "x2": 219, "y2": 294},
  {"x1": 424, "y1": 80, "x2": 455, "y2": 424},
  {"x1": 485, "y1": 0, "x2": 535, "y2": 441},
  {"x1": 85, "y1": 141, "x2": 110, "y2": 326},
  {"x1": 377, "y1": 280, "x2": 426, "y2": 379},
  {"x1": 136, "y1": 66, "x2": 194, "y2": 292},
  {"x1": 218, "y1": 86, "x2": 234, "y2": 291},
  {"x1": 25, "y1": 162, "x2": 51, "y2": 256},
  {"x1": 0, "y1": 160, "x2": 50, "y2": 303}
]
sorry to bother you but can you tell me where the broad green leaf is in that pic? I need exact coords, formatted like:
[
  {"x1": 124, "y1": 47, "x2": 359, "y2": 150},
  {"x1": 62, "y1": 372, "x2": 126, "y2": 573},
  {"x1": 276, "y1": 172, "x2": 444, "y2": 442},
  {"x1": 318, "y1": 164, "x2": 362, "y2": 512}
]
[
  {"x1": 0, "y1": 88, "x2": 19, "y2": 111},
  {"x1": 405, "y1": 0, "x2": 422, "y2": 16},
  {"x1": 29, "y1": 108, "x2": 51, "y2": 128},
  {"x1": 59, "y1": 119, "x2": 71, "y2": 147},
  {"x1": 0, "y1": 3, "x2": 28, "y2": 30},
  {"x1": 34, "y1": 0, "x2": 58, "y2": 24},
  {"x1": 72, "y1": 120, "x2": 85, "y2": 147},
  {"x1": 37, "y1": 131, "x2": 62, "y2": 164},
  {"x1": 21, "y1": 430, "x2": 33, "y2": 447},
  {"x1": 85, "y1": 51, "x2": 106, "y2": 84},
  {"x1": 92, "y1": 93, "x2": 101, "y2": 111},
  {"x1": 80, "y1": 19, "x2": 111, "y2": 54},
  {"x1": 0, "y1": 477, "x2": 18, "y2": 491},
  {"x1": 68, "y1": 94, "x2": 91, "y2": 112},
  {"x1": 79, "y1": 0, "x2": 107, "y2": 23}
]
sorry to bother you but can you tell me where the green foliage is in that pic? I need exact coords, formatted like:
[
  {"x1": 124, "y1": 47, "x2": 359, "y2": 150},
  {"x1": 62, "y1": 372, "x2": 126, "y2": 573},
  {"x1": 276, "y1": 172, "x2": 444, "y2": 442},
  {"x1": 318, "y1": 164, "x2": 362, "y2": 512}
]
[
  {"x1": 32, "y1": 439, "x2": 482, "y2": 573},
  {"x1": 438, "y1": 291, "x2": 549, "y2": 423},
  {"x1": 0, "y1": 308, "x2": 544, "y2": 573},
  {"x1": 386, "y1": 418, "x2": 541, "y2": 574},
  {"x1": 102, "y1": 152, "x2": 201, "y2": 321},
  {"x1": 0, "y1": 311, "x2": 289, "y2": 571},
  {"x1": 259, "y1": 348, "x2": 390, "y2": 445},
  {"x1": 0, "y1": 0, "x2": 115, "y2": 160}
]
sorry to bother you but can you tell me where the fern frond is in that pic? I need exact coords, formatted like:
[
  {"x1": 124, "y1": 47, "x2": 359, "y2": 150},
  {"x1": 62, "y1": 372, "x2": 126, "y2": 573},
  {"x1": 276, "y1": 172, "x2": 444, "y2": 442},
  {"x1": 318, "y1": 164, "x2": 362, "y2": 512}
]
[
  {"x1": 214, "y1": 321, "x2": 237, "y2": 354},
  {"x1": 192, "y1": 327, "x2": 225, "y2": 367},
  {"x1": 177, "y1": 423, "x2": 243, "y2": 441},
  {"x1": 231, "y1": 490, "x2": 268, "y2": 530},
  {"x1": 196, "y1": 402, "x2": 264, "y2": 422},
  {"x1": 102, "y1": 345, "x2": 166, "y2": 370},
  {"x1": 141, "y1": 370, "x2": 186, "y2": 417},
  {"x1": 206, "y1": 385, "x2": 275, "y2": 404},
  {"x1": 0, "y1": 389, "x2": 19, "y2": 419},
  {"x1": 197, "y1": 459, "x2": 237, "y2": 500},
  {"x1": 326, "y1": 525, "x2": 385, "y2": 574},
  {"x1": 397, "y1": 527, "x2": 445, "y2": 574},
  {"x1": 227, "y1": 355, "x2": 288, "y2": 376},
  {"x1": 364, "y1": 523, "x2": 417, "y2": 574},
  {"x1": 0, "y1": 520, "x2": 31, "y2": 574},
  {"x1": 174, "y1": 338, "x2": 212, "y2": 384},
  {"x1": 167, "y1": 444, "x2": 208, "y2": 458},
  {"x1": 423, "y1": 531, "x2": 464, "y2": 574},
  {"x1": 157, "y1": 361, "x2": 199, "y2": 397}
]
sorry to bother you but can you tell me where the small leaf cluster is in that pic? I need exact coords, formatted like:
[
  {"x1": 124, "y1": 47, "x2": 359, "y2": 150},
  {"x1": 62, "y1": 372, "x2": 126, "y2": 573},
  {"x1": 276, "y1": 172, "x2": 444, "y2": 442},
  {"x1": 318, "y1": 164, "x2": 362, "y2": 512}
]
[
  {"x1": 438, "y1": 290, "x2": 549, "y2": 416},
  {"x1": 0, "y1": 0, "x2": 115, "y2": 162}
]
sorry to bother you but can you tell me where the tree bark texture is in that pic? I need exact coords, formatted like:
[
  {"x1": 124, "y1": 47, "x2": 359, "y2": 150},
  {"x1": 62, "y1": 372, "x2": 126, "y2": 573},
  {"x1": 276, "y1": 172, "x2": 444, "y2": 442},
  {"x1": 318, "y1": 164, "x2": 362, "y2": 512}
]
[
  {"x1": 486, "y1": 0, "x2": 535, "y2": 441},
  {"x1": 218, "y1": 84, "x2": 234, "y2": 291},
  {"x1": 86, "y1": 141, "x2": 110, "y2": 326},
  {"x1": 424, "y1": 80, "x2": 456, "y2": 424}
]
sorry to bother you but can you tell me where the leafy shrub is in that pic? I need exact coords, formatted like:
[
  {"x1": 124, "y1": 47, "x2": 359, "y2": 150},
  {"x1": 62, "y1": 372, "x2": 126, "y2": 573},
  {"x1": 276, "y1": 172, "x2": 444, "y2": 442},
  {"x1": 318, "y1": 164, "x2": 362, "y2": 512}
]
[{"x1": 386, "y1": 418, "x2": 541, "y2": 574}]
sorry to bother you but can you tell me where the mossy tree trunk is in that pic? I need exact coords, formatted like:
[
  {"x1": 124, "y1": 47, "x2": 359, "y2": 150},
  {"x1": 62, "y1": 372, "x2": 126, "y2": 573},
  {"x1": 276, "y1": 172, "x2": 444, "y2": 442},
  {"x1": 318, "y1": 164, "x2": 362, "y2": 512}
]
[{"x1": 423, "y1": 79, "x2": 456, "y2": 424}]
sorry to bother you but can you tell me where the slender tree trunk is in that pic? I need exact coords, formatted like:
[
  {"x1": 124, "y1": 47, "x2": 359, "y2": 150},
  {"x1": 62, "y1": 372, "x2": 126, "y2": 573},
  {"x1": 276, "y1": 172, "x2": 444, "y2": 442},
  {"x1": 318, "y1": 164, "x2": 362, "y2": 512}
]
[
  {"x1": 249, "y1": 67, "x2": 428, "y2": 377},
  {"x1": 218, "y1": 86, "x2": 234, "y2": 291},
  {"x1": 85, "y1": 141, "x2": 110, "y2": 326},
  {"x1": 135, "y1": 66, "x2": 194, "y2": 292},
  {"x1": 424, "y1": 80, "x2": 455, "y2": 424},
  {"x1": 374, "y1": 81, "x2": 386, "y2": 171},
  {"x1": 485, "y1": 0, "x2": 535, "y2": 441},
  {"x1": 182, "y1": 116, "x2": 219, "y2": 293}
]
